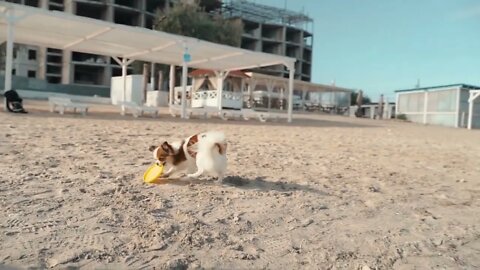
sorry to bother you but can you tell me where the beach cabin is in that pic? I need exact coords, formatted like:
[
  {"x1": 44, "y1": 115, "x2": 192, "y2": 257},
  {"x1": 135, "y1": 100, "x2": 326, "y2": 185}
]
[
  {"x1": 185, "y1": 69, "x2": 247, "y2": 110},
  {"x1": 395, "y1": 84, "x2": 480, "y2": 129}
]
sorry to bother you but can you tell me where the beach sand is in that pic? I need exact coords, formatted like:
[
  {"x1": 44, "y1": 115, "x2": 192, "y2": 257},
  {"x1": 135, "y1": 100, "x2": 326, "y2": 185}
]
[{"x1": 1, "y1": 100, "x2": 479, "y2": 269}]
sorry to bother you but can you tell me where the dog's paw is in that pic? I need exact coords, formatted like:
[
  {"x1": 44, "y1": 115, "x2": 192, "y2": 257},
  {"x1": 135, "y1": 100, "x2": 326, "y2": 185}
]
[
  {"x1": 214, "y1": 176, "x2": 224, "y2": 183},
  {"x1": 185, "y1": 174, "x2": 197, "y2": 179}
]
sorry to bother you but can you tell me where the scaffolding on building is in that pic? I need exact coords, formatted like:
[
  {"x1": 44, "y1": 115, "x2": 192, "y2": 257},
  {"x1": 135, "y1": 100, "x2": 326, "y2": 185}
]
[{"x1": 222, "y1": 0, "x2": 313, "y2": 30}]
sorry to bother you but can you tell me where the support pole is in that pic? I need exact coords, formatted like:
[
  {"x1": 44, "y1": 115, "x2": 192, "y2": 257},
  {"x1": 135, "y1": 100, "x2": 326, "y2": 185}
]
[
  {"x1": 423, "y1": 91, "x2": 428, "y2": 125},
  {"x1": 181, "y1": 61, "x2": 188, "y2": 118},
  {"x1": 395, "y1": 93, "x2": 400, "y2": 118},
  {"x1": 121, "y1": 58, "x2": 127, "y2": 115},
  {"x1": 169, "y1": 65, "x2": 175, "y2": 105},
  {"x1": 3, "y1": 10, "x2": 14, "y2": 111},
  {"x1": 287, "y1": 64, "x2": 295, "y2": 123},
  {"x1": 455, "y1": 88, "x2": 461, "y2": 128},
  {"x1": 468, "y1": 93, "x2": 474, "y2": 130},
  {"x1": 215, "y1": 71, "x2": 229, "y2": 111},
  {"x1": 468, "y1": 91, "x2": 480, "y2": 130},
  {"x1": 217, "y1": 72, "x2": 225, "y2": 111}
]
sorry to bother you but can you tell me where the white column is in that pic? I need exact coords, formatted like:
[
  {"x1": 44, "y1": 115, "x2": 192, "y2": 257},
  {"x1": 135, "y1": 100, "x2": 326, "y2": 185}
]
[
  {"x1": 121, "y1": 58, "x2": 127, "y2": 115},
  {"x1": 4, "y1": 11, "x2": 14, "y2": 111},
  {"x1": 423, "y1": 91, "x2": 428, "y2": 125},
  {"x1": 181, "y1": 61, "x2": 188, "y2": 118},
  {"x1": 468, "y1": 92, "x2": 480, "y2": 130},
  {"x1": 169, "y1": 65, "x2": 175, "y2": 105},
  {"x1": 385, "y1": 97, "x2": 390, "y2": 119},
  {"x1": 287, "y1": 65, "x2": 295, "y2": 123},
  {"x1": 4, "y1": 13, "x2": 14, "y2": 90},
  {"x1": 217, "y1": 72, "x2": 225, "y2": 111},
  {"x1": 455, "y1": 88, "x2": 461, "y2": 128},
  {"x1": 468, "y1": 92, "x2": 474, "y2": 130},
  {"x1": 395, "y1": 93, "x2": 400, "y2": 118}
]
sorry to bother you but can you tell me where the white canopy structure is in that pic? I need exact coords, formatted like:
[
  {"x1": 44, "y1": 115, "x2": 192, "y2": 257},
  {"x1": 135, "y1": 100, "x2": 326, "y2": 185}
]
[{"x1": 0, "y1": 2, "x2": 297, "y2": 122}]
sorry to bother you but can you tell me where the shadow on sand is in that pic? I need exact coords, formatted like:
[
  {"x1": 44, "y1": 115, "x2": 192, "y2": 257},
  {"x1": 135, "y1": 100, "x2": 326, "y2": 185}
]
[{"x1": 150, "y1": 175, "x2": 328, "y2": 196}]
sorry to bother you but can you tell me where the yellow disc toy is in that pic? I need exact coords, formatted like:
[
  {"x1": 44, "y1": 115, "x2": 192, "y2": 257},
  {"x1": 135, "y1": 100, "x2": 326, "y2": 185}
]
[{"x1": 143, "y1": 163, "x2": 164, "y2": 183}]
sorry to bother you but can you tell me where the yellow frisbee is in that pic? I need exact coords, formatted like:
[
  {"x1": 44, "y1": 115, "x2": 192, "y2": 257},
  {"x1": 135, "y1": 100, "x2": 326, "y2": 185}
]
[{"x1": 143, "y1": 163, "x2": 164, "y2": 183}]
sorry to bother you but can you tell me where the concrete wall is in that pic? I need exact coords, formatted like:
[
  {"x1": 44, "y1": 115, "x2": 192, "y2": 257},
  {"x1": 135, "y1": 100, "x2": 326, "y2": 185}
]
[{"x1": 0, "y1": 74, "x2": 110, "y2": 97}]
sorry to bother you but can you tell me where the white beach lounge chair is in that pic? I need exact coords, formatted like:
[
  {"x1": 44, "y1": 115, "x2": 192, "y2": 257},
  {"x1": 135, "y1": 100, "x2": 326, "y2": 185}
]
[
  {"x1": 48, "y1": 97, "x2": 89, "y2": 115},
  {"x1": 119, "y1": 101, "x2": 159, "y2": 118},
  {"x1": 241, "y1": 109, "x2": 268, "y2": 122},
  {"x1": 169, "y1": 105, "x2": 220, "y2": 120}
]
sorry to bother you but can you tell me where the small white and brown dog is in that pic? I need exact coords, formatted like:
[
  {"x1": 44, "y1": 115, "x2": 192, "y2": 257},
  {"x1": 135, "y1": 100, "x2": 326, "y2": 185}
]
[{"x1": 149, "y1": 131, "x2": 227, "y2": 181}]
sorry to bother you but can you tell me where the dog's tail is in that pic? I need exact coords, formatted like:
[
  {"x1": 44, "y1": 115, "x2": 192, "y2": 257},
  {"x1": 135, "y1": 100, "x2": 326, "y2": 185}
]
[{"x1": 199, "y1": 131, "x2": 227, "y2": 155}]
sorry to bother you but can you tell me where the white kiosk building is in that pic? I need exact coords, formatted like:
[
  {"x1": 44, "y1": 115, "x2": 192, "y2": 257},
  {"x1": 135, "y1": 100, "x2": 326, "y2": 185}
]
[{"x1": 395, "y1": 84, "x2": 480, "y2": 129}]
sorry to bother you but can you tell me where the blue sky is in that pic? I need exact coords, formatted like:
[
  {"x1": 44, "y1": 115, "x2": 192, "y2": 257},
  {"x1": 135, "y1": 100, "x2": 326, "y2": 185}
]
[{"x1": 255, "y1": 0, "x2": 480, "y2": 101}]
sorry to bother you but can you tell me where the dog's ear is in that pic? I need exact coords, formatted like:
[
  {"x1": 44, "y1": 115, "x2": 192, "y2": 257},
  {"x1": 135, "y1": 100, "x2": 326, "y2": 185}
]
[
  {"x1": 161, "y1": 141, "x2": 174, "y2": 154},
  {"x1": 148, "y1": 145, "x2": 157, "y2": 152}
]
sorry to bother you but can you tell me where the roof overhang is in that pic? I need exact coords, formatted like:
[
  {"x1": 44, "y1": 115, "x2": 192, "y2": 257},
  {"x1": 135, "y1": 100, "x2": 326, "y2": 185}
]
[
  {"x1": 394, "y1": 84, "x2": 480, "y2": 93},
  {"x1": 189, "y1": 69, "x2": 250, "y2": 78},
  {"x1": 0, "y1": 2, "x2": 296, "y2": 72},
  {"x1": 246, "y1": 72, "x2": 353, "y2": 93}
]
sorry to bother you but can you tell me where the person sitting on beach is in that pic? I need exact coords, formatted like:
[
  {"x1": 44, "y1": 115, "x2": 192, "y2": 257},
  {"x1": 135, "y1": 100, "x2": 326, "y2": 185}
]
[{"x1": 3, "y1": 89, "x2": 28, "y2": 113}]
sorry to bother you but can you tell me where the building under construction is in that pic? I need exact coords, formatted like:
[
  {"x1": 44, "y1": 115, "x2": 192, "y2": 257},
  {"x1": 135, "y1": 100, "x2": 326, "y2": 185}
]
[
  {"x1": 2, "y1": 0, "x2": 313, "y2": 90},
  {"x1": 222, "y1": 0, "x2": 313, "y2": 82},
  {"x1": 2, "y1": 0, "x2": 171, "y2": 87}
]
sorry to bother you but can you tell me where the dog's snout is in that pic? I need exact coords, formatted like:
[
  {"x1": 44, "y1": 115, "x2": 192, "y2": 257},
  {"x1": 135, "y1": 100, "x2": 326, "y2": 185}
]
[{"x1": 148, "y1": 145, "x2": 157, "y2": 152}]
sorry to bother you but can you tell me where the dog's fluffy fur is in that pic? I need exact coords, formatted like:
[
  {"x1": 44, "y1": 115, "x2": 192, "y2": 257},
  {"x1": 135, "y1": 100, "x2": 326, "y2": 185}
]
[{"x1": 149, "y1": 131, "x2": 227, "y2": 180}]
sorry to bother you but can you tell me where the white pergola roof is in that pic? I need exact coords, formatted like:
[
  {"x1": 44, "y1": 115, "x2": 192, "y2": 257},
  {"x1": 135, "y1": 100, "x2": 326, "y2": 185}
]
[
  {"x1": 0, "y1": 2, "x2": 295, "y2": 71},
  {"x1": 247, "y1": 72, "x2": 353, "y2": 93}
]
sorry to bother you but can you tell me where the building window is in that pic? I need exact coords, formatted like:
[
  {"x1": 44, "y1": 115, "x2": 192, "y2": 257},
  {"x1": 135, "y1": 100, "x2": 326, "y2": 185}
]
[
  {"x1": 12, "y1": 69, "x2": 16, "y2": 75},
  {"x1": 25, "y1": 0, "x2": 39, "y2": 7},
  {"x1": 28, "y1": 50, "x2": 37, "y2": 60},
  {"x1": 28, "y1": 70, "x2": 36, "y2": 78}
]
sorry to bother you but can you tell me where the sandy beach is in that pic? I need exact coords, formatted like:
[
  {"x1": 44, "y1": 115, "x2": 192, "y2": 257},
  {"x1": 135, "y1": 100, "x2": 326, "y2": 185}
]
[{"x1": 1, "y1": 100, "x2": 479, "y2": 269}]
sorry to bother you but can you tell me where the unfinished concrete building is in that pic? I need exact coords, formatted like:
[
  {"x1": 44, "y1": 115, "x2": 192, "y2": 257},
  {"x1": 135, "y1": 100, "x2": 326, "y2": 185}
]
[
  {"x1": 222, "y1": 0, "x2": 313, "y2": 82},
  {"x1": 3, "y1": 0, "x2": 313, "y2": 89},
  {"x1": 2, "y1": 0, "x2": 171, "y2": 86}
]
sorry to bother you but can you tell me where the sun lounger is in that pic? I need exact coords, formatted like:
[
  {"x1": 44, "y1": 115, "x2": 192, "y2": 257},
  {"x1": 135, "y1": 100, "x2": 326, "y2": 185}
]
[
  {"x1": 169, "y1": 105, "x2": 221, "y2": 120},
  {"x1": 169, "y1": 105, "x2": 273, "y2": 122},
  {"x1": 240, "y1": 109, "x2": 269, "y2": 122},
  {"x1": 48, "y1": 97, "x2": 89, "y2": 115},
  {"x1": 119, "y1": 101, "x2": 159, "y2": 118}
]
